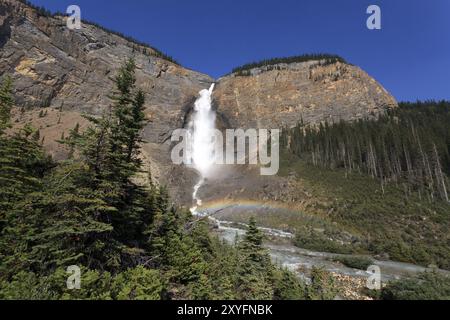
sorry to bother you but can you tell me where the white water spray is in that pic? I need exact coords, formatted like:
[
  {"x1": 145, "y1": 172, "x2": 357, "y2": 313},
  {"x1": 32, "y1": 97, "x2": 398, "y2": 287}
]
[{"x1": 189, "y1": 84, "x2": 216, "y2": 215}]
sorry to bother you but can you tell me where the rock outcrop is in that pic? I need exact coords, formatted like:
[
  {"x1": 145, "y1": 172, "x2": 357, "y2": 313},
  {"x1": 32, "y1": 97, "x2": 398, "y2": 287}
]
[{"x1": 214, "y1": 61, "x2": 397, "y2": 130}]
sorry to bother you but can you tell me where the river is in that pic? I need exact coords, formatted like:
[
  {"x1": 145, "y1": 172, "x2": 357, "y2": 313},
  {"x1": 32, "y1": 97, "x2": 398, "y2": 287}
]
[{"x1": 213, "y1": 218, "x2": 449, "y2": 283}]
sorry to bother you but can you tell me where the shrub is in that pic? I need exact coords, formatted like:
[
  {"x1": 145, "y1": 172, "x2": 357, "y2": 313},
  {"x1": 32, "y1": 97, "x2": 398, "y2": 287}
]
[
  {"x1": 334, "y1": 256, "x2": 374, "y2": 270},
  {"x1": 294, "y1": 229, "x2": 354, "y2": 254},
  {"x1": 112, "y1": 266, "x2": 165, "y2": 300},
  {"x1": 307, "y1": 267, "x2": 338, "y2": 300},
  {"x1": 273, "y1": 269, "x2": 308, "y2": 300},
  {"x1": 381, "y1": 272, "x2": 450, "y2": 300}
]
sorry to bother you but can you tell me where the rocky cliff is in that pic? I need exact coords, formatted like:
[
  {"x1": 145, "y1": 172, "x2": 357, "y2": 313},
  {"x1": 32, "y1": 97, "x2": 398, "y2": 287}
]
[
  {"x1": 0, "y1": 0, "x2": 398, "y2": 207},
  {"x1": 214, "y1": 61, "x2": 397, "y2": 129},
  {"x1": 0, "y1": 0, "x2": 214, "y2": 203}
]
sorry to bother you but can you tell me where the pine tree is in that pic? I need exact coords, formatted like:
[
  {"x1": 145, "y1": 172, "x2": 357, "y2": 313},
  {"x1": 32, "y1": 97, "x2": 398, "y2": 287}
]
[
  {"x1": 273, "y1": 268, "x2": 307, "y2": 300},
  {"x1": 2, "y1": 59, "x2": 152, "y2": 277},
  {"x1": 107, "y1": 58, "x2": 147, "y2": 187},
  {"x1": 240, "y1": 217, "x2": 270, "y2": 267},
  {"x1": 147, "y1": 200, "x2": 207, "y2": 285},
  {"x1": 112, "y1": 266, "x2": 165, "y2": 300},
  {"x1": 0, "y1": 127, "x2": 51, "y2": 226},
  {"x1": 307, "y1": 267, "x2": 338, "y2": 300},
  {"x1": 236, "y1": 218, "x2": 274, "y2": 299},
  {"x1": 1, "y1": 161, "x2": 120, "y2": 276},
  {"x1": 0, "y1": 75, "x2": 13, "y2": 135}
]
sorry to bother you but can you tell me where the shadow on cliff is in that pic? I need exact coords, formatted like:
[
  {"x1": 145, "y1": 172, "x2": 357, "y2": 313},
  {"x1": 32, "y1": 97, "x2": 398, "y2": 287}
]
[{"x1": 0, "y1": 8, "x2": 12, "y2": 48}]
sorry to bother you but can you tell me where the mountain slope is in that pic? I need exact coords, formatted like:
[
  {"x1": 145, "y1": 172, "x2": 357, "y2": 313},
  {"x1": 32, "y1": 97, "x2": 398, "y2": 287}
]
[{"x1": 0, "y1": 0, "x2": 213, "y2": 203}]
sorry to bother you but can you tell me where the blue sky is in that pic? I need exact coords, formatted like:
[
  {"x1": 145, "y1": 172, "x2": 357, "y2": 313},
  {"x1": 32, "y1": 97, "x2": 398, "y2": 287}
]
[{"x1": 29, "y1": 0, "x2": 450, "y2": 102}]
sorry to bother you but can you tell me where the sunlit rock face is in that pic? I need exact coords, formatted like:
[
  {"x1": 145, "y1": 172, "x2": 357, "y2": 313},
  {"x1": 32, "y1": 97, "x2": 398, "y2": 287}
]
[{"x1": 214, "y1": 61, "x2": 397, "y2": 130}]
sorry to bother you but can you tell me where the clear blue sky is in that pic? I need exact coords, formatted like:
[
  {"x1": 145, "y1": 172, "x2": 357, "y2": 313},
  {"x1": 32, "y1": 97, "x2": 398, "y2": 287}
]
[{"x1": 29, "y1": 0, "x2": 450, "y2": 102}]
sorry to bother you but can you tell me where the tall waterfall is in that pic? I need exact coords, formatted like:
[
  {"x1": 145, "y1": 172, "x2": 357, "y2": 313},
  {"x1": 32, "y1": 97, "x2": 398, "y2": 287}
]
[{"x1": 189, "y1": 84, "x2": 216, "y2": 215}]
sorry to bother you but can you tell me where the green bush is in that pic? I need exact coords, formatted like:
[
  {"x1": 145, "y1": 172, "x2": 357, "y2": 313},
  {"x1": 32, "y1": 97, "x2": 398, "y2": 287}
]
[
  {"x1": 273, "y1": 269, "x2": 308, "y2": 300},
  {"x1": 112, "y1": 266, "x2": 165, "y2": 300},
  {"x1": 307, "y1": 267, "x2": 338, "y2": 300},
  {"x1": 294, "y1": 229, "x2": 354, "y2": 254},
  {"x1": 381, "y1": 272, "x2": 450, "y2": 300},
  {"x1": 334, "y1": 256, "x2": 373, "y2": 270},
  {"x1": 0, "y1": 272, "x2": 56, "y2": 300}
]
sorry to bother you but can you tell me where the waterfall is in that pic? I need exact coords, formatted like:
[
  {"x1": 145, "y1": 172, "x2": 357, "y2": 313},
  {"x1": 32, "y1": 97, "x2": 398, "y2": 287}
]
[{"x1": 189, "y1": 84, "x2": 216, "y2": 215}]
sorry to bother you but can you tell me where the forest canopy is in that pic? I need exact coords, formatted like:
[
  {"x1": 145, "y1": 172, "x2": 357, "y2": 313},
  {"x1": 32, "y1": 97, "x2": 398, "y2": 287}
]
[
  {"x1": 281, "y1": 100, "x2": 450, "y2": 202},
  {"x1": 231, "y1": 54, "x2": 347, "y2": 76}
]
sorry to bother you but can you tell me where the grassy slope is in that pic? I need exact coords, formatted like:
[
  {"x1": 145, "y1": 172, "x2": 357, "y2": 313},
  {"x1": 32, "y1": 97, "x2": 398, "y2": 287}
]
[{"x1": 278, "y1": 152, "x2": 450, "y2": 269}]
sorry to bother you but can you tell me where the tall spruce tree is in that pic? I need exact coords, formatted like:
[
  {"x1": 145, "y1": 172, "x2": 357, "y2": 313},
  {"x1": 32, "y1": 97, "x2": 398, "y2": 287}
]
[
  {"x1": 0, "y1": 78, "x2": 55, "y2": 277},
  {"x1": 0, "y1": 75, "x2": 13, "y2": 135},
  {"x1": 236, "y1": 218, "x2": 274, "y2": 299},
  {"x1": 0, "y1": 76, "x2": 50, "y2": 224},
  {"x1": 1, "y1": 59, "x2": 152, "y2": 277},
  {"x1": 108, "y1": 58, "x2": 146, "y2": 187}
]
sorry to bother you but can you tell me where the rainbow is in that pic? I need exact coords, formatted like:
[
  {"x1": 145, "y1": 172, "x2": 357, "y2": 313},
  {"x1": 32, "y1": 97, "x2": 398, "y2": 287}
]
[{"x1": 196, "y1": 198, "x2": 302, "y2": 215}]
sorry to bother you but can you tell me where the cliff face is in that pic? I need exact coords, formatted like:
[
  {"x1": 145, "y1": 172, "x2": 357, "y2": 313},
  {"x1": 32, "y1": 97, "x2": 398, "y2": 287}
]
[
  {"x1": 0, "y1": 0, "x2": 398, "y2": 207},
  {"x1": 214, "y1": 61, "x2": 397, "y2": 130},
  {"x1": 0, "y1": 0, "x2": 213, "y2": 203},
  {"x1": 0, "y1": 0, "x2": 213, "y2": 141}
]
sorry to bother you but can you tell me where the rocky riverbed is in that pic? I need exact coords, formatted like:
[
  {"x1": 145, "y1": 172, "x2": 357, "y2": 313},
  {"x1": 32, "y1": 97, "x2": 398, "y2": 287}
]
[{"x1": 211, "y1": 216, "x2": 449, "y2": 299}]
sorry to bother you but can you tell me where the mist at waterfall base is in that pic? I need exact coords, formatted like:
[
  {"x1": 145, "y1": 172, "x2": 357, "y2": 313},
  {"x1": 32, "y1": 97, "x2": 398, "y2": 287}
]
[{"x1": 188, "y1": 84, "x2": 216, "y2": 215}]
